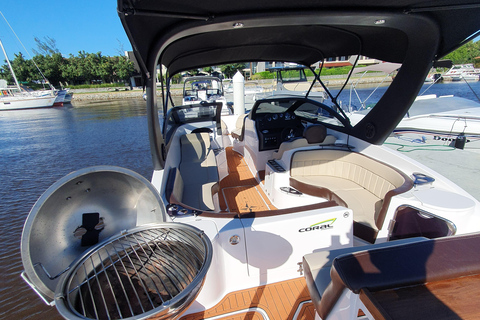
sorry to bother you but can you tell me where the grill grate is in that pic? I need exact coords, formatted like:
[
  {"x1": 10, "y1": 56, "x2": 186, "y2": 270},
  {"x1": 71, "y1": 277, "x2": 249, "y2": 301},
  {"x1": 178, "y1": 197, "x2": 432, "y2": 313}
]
[{"x1": 62, "y1": 226, "x2": 210, "y2": 320}]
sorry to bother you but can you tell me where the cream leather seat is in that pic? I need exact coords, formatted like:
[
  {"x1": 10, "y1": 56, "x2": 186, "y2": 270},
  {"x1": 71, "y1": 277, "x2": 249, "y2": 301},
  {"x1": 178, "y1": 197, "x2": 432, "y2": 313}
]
[
  {"x1": 231, "y1": 114, "x2": 248, "y2": 141},
  {"x1": 272, "y1": 124, "x2": 336, "y2": 160}
]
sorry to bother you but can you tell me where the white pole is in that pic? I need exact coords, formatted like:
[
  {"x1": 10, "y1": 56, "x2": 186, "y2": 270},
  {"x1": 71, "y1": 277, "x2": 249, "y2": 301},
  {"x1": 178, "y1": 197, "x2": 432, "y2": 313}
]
[{"x1": 233, "y1": 71, "x2": 245, "y2": 115}]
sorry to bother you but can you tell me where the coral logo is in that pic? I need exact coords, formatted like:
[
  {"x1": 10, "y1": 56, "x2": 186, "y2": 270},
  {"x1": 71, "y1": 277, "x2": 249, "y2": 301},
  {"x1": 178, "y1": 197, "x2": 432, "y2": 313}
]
[{"x1": 299, "y1": 218, "x2": 336, "y2": 232}]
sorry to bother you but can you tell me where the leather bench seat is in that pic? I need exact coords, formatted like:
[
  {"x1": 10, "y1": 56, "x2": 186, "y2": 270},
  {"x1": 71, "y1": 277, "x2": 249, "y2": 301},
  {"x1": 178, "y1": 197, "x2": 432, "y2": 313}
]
[
  {"x1": 302, "y1": 237, "x2": 427, "y2": 320},
  {"x1": 290, "y1": 149, "x2": 413, "y2": 242},
  {"x1": 170, "y1": 132, "x2": 219, "y2": 211},
  {"x1": 303, "y1": 233, "x2": 480, "y2": 319}
]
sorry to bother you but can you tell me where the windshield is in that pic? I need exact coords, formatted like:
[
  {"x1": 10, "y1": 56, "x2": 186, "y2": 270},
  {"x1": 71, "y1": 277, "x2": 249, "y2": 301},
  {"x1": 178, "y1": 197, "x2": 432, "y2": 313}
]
[
  {"x1": 279, "y1": 68, "x2": 308, "y2": 83},
  {"x1": 252, "y1": 98, "x2": 347, "y2": 128},
  {"x1": 183, "y1": 78, "x2": 223, "y2": 96},
  {"x1": 161, "y1": 60, "x2": 415, "y2": 132}
]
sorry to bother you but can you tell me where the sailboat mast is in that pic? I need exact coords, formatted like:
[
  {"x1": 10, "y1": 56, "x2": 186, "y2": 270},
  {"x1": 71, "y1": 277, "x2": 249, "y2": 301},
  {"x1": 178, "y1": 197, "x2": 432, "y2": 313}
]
[{"x1": 0, "y1": 39, "x2": 22, "y2": 92}]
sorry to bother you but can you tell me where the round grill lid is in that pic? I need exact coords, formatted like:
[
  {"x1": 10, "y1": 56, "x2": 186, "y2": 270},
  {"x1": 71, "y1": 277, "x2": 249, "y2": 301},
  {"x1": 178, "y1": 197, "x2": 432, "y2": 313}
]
[{"x1": 21, "y1": 166, "x2": 167, "y2": 302}]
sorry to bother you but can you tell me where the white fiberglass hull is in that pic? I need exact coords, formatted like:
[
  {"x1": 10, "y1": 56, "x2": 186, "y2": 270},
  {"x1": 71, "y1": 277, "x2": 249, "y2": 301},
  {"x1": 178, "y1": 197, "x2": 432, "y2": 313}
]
[
  {"x1": 0, "y1": 94, "x2": 56, "y2": 111},
  {"x1": 349, "y1": 96, "x2": 480, "y2": 149},
  {"x1": 393, "y1": 96, "x2": 480, "y2": 149}
]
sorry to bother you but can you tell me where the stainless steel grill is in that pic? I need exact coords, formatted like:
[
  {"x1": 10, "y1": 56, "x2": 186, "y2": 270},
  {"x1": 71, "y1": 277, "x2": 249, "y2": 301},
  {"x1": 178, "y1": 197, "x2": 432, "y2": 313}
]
[{"x1": 55, "y1": 224, "x2": 212, "y2": 320}]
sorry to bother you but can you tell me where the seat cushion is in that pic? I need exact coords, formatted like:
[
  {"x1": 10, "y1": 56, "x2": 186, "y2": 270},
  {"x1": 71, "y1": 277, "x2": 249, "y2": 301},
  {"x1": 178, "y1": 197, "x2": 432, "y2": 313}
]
[
  {"x1": 335, "y1": 189, "x2": 382, "y2": 229},
  {"x1": 293, "y1": 175, "x2": 362, "y2": 192}
]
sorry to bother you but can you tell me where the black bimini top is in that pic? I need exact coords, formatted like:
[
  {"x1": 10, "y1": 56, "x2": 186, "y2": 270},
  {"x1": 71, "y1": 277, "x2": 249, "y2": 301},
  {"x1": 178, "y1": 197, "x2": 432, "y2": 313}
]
[
  {"x1": 117, "y1": 0, "x2": 480, "y2": 168},
  {"x1": 118, "y1": 0, "x2": 480, "y2": 75}
]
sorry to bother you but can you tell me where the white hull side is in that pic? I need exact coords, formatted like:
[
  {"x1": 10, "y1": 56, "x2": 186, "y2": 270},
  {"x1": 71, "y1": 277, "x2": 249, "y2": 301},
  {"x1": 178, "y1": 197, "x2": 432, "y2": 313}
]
[{"x1": 0, "y1": 95, "x2": 56, "y2": 111}]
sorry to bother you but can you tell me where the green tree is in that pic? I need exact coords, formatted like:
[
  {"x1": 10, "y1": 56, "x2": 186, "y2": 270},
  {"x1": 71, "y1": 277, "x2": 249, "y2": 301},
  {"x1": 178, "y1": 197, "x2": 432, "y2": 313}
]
[
  {"x1": 220, "y1": 63, "x2": 246, "y2": 78},
  {"x1": 186, "y1": 69, "x2": 201, "y2": 76},
  {"x1": 33, "y1": 36, "x2": 60, "y2": 56},
  {"x1": 203, "y1": 66, "x2": 214, "y2": 75},
  {"x1": 10, "y1": 53, "x2": 35, "y2": 83},
  {"x1": 0, "y1": 61, "x2": 14, "y2": 84},
  {"x1": 61, "y1": 53, "x2": 82, "y2": 84},
  {"x1": 33, "y1": 53, "x2": 65, "y2": 86},
  {"x1": 1, "y1": 47, "x2": 135, "y2": 87},
  {"x1": 71, "y1": 51, "x2": 103, "y2": 84},
  {"x1": 113, "y1": 56, "x2": 134, "y2": 82},
  {"x1": 444, "y1": 41, "x2": 480, "y2": 64},
  {"x1": 99, "y1": 56, "x2": 115, "y2": 83}
]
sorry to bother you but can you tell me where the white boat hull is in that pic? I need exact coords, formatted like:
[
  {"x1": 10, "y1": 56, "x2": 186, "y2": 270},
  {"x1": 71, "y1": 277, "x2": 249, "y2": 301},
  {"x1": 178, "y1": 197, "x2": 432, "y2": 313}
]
[{"x1": 0, "y1": 94, "x2": 56, "y2": 111}]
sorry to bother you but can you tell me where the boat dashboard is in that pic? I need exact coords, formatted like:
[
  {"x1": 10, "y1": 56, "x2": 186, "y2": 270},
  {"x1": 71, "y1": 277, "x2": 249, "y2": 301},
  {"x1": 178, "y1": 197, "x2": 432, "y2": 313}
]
[
  {"x1": 255, "y1": 112, "x2": 304, "y2": 150},
  {"x1": 250, "y1": 97, "x2": 350, "y2": 151}
]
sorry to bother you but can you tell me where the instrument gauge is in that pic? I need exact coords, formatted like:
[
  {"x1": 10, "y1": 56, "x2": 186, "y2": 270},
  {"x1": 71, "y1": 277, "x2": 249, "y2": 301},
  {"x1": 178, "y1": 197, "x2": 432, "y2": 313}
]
[{"x1": 272, "y1": 114, "x2": 278, "y2": 120}]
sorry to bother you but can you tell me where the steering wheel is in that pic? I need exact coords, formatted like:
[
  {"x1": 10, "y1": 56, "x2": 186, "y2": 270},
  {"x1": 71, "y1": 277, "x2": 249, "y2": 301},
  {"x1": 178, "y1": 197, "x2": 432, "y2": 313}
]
[{"x1": 281, "y1": 126, "x2": 303, "y2": 141}]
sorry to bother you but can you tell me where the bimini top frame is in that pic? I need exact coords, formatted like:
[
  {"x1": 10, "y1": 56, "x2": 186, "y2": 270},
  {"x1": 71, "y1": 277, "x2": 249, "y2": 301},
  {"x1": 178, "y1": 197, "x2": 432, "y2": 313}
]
[{"x1": 118, "y1": 0, "x2": 480, "y2": 169}]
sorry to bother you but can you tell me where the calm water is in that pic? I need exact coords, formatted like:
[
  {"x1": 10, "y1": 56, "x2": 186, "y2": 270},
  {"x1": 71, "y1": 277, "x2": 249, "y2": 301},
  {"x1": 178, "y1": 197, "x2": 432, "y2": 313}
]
[
  {"x1": 1, "y1": 81, "x2": 480, "y2": 319},
  {"x1": 0, "y1": 99, "x2": 152, "y2": 319}
]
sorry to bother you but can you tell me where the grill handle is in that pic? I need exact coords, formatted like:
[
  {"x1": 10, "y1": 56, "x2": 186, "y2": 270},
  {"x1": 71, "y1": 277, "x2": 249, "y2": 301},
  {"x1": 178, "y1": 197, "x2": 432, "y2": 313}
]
[{"x1": 21, "y1": 271, "x2": 55, "y2": 306}]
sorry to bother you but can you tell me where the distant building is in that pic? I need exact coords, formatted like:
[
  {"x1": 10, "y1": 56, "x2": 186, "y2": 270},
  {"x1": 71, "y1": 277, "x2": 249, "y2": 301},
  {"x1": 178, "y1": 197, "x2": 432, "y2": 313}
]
[
  {"x1": 252, "y1": 57, "x2": 380, "y2": 75},
  {"x1": 126, "y1": 51, "x2": 143, "y2": 87},
  {"x1": 319, "y1": 55, "x2": 380, "y2": 68}
]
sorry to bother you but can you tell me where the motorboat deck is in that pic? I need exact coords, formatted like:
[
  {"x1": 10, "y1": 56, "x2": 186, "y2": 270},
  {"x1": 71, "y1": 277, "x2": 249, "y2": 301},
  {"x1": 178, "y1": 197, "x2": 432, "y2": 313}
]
[{"x1": 19, "y1": 1, "x2": 480, "y2": 319}]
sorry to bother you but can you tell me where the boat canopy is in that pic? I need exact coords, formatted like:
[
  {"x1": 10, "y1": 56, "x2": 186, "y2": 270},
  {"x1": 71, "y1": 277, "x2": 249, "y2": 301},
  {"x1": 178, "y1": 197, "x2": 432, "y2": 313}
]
[
  {"x1": 118, "y1": 0, "x2": 480, "y2": 76},
  {"x1": 117, "y1": 0, "x2": 480, "y2": 169}
]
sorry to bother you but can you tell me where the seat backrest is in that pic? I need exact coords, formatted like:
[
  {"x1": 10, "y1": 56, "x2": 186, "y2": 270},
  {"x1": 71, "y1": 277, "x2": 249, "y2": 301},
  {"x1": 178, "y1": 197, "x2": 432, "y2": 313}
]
[
  {"x1": 231, "y1": 114, "x2": 248, "y2": 141},
  {"x1": 180, "y1": 132, "x2": 211, "y2": 163},
  {"x1": 273, "y1": 138, "x2": 309, "y2": 160},
  {"x1": 304, "y1": 124, "x2": 327, "y2": 143},
  {"x1": 272, "y1": 124, "x2": 336, "y2": 160}
]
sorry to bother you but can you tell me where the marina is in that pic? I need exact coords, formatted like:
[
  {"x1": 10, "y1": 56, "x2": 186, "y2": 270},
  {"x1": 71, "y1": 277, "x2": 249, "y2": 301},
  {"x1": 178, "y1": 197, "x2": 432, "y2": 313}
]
[{"x1": 5, "y1": 1, "x2": 480, "y2": 319}]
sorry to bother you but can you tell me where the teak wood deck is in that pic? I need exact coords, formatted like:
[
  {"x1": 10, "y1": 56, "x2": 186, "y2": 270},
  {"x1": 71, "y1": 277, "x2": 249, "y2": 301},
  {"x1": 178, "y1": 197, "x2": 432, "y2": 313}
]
[
  {"x1": 180, "y1": 278, "x2": 315, "y2": 320},
  {"x1": 219, "y1": 147, "x2": 276, "y2": 213}
]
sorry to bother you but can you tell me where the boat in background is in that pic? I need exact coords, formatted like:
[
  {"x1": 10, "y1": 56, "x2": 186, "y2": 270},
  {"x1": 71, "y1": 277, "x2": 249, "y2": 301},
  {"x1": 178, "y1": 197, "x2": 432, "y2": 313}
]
[
  {"x1": 349, "y1": 94, "x2": 480, "y2": 149},
  {"x1": 52, "y1": 89, "x2": 73, "y2": 106},
  {"x1": 63, "y1": 89, "x2": 73, "y2": 104},
  {"x1": 345, "y1": 61, "x2": 480, "y2": 149},
  {"x1": 443, "y1": 63, "x2": 480, "y2": 81},
  {"x1": 0, "y1": 39, "x2": 56, "y2": 111},
  {"x1": 182, "y1": 76, "x2": 232, "y2": 114},
  {"x1": 392, "y1": 94, "x2": 480, "y2": 149},
  {"x1": 0, "y1": 80, "x2": 56, "y2": 111},
  {"x1": 53, "y1": 89, "x2": 67, "y2": 107},
  {"x1": 255, "y1": 65, "x2": 328, "y2": 102}
]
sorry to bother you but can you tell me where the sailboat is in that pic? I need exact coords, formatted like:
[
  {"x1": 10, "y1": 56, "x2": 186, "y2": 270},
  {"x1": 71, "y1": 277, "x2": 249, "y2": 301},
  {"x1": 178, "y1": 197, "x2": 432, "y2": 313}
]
[{"x1": 0, "y1": 39, "x2": 56, "y2": 111}]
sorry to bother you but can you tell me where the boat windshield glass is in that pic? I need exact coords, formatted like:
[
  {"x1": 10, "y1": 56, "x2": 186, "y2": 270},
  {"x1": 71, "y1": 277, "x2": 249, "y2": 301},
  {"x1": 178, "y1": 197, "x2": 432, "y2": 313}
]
[
  {"x1": 279, "y1": 68, "x2": 308, "y2": 83},
  {"x1": 161, "y1": 61, "x2": 416, "y2": 131},
  {"x1": 252, "y1": 98, "x2": 347, "y2": 128},
  {"x1": 163, "y1": 102, "x2": 222, "y2": 143}
]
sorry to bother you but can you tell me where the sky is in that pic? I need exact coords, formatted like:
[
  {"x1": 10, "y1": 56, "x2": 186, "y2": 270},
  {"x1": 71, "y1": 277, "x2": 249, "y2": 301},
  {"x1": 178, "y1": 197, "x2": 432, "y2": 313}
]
[
  {"x1": 0, "y1": 1, "x2": 132, "y2": 60},
  {"x1": 1, "y1": 1, "x2": 479, "y2": 63}
]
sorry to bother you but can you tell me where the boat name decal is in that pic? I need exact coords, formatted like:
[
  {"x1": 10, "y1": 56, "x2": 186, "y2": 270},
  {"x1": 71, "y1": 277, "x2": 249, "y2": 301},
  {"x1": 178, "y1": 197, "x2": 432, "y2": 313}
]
[
  {"x1": 433, "y1": 136, "x2": 471, "y2": 143},
  {"x1": 299, "y1": 218, "x2": 336, "y2": 233}
]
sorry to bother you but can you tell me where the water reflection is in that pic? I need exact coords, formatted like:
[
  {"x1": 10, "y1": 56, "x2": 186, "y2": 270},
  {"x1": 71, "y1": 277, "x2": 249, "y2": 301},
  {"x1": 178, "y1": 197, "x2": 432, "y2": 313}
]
[{"x1": 0, "y1": 99, "x2": 152, "y2": 319}]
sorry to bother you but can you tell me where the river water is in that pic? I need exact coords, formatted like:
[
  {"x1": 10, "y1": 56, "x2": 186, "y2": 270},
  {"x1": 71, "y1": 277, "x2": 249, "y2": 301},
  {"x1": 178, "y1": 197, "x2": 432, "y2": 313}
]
[{"x1": 1, "y1": 81, "x2": 480, "y2": 319}]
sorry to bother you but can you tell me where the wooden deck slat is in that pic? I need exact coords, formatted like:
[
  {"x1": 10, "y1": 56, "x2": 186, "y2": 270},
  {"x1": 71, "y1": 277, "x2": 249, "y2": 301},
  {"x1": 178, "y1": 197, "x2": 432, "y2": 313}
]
[
  {"x1": 180, "y1": 278, "x2": 314, "y2": 320},
  {"x1": 219, "y1": 147, "x2": 276, "y2": 212}
]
